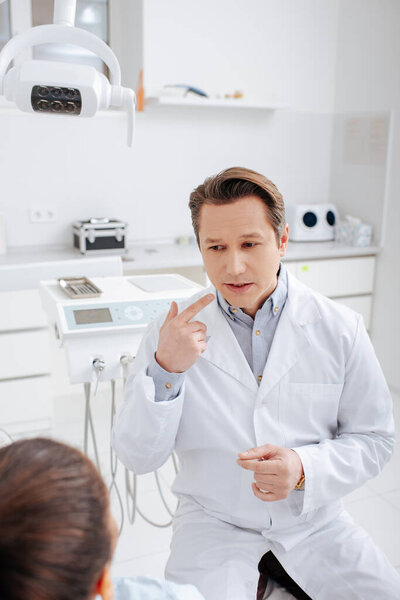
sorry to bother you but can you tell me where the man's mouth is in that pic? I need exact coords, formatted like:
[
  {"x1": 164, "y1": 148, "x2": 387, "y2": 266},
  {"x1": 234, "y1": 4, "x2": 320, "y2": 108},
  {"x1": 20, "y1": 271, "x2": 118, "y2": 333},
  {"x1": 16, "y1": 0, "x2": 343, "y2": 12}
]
[{"x1": 224, "y1": 283, "x2": 253, "y2": 293}]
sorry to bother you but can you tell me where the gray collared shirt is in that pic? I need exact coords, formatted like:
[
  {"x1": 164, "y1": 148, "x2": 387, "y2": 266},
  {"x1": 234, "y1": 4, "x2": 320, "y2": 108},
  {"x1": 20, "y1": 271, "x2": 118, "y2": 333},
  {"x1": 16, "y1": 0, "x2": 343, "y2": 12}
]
[
  {"x1": 148, "y1": 264, "x2": 289, "y2": 400},
  {"x1": 217, "y1": 264, "x2": 288, "y2": 381}
]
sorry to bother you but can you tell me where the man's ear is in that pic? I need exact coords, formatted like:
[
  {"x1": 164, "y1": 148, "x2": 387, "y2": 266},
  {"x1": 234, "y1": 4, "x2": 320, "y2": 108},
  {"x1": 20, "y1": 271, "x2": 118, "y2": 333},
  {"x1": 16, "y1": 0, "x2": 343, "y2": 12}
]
[
  {"x1": 279, "y1": 224, "x2": 289, "y2": 257},
  {"x1": 94, "y1": 565, "x2": 113, "y2": 600}
]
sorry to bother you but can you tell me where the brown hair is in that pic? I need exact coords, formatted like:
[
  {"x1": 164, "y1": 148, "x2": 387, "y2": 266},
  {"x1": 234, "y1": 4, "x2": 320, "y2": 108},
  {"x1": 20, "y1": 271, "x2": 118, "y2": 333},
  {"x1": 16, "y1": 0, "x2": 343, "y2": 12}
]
[
  {"x1": 189, "y1": 167, "x2": 285, "y2": 246},
  {"x1": 0, "y1": 438, "x2": 112, "y2": 600}
]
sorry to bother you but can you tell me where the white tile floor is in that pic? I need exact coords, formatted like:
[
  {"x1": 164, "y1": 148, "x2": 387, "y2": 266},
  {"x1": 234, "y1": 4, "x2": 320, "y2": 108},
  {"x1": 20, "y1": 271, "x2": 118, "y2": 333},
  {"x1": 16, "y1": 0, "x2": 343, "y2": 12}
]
[{"x1": 50, "y1": 386, "x2": 400, "y2": 581}]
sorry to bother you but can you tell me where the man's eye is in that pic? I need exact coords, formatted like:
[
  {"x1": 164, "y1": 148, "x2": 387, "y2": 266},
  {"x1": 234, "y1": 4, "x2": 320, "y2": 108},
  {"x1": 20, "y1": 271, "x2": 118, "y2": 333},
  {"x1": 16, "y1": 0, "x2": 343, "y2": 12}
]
[
  {"x1": 209, "y1": 245, "x2": 223, "y2": 251},
  {"x1": 243, "y1": 242, "x2": 256, "y2": 248}
]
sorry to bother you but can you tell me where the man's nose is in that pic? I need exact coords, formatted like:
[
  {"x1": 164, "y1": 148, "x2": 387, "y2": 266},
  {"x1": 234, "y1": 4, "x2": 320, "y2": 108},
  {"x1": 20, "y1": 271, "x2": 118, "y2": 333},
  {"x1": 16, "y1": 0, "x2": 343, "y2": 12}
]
[{"x1": 226, "y1": 252, "x2": 246, "y2": 276}]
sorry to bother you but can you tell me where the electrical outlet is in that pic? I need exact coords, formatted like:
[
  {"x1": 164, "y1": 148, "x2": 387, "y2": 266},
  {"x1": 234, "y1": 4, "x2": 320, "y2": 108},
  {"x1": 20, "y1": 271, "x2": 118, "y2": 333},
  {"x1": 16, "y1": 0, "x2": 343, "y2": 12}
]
[{"x1": 29, "y1": 205, "x2": 57, "y2": 223}]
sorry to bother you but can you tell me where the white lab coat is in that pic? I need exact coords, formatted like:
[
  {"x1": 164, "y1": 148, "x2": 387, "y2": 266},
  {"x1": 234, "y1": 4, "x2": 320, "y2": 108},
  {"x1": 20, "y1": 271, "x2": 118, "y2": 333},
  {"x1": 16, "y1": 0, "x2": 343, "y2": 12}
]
[{"x1": 113, "y1": 273, "x2": 398, "y2": 600}]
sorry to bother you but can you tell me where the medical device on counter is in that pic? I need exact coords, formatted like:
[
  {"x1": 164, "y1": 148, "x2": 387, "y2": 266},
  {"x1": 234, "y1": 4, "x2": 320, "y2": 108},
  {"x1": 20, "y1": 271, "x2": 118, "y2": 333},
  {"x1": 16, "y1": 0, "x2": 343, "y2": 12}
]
[
  {"x1": 40, "y1": 273, "x2": 203, "y2": 531},
  {"x1": 73, "y1": 218, "x2": 128, "y2": 255},
  {"x1": 286, "y1": 203, "x2": 338, "y2": 242},
  {"x1": 41, "y1": 273, "x2": 202, "y2": 384},
  {"x1": 0, "y1": 0, "x2": 135, "y2": 146}
]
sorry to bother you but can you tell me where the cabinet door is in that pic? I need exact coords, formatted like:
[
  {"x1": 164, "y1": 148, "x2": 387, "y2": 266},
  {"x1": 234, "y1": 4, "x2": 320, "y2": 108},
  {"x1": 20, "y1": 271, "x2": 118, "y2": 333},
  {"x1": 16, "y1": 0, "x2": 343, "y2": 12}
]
[
  {"x1": 0, "y1": 289, "x2": 47, "y2": 331},
  {"x1": 294, "y1": 257, "x2": 375, "y2": 297},
  {"x1": 0, "y1": 330, "x2": 50, "y2": 379},
  {"x1": 0, "y1": 375, "x2": 52, "y2": 436},
  {"x1": 334, "y1": 295, "x2": 372, "y2": 329}
]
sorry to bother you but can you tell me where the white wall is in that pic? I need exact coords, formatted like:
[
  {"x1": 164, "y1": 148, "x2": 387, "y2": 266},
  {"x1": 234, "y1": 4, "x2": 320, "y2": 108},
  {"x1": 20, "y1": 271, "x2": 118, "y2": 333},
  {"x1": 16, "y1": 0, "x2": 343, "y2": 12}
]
[
  {"x1": 0, "y1": 106, "x2": 333, "y2": 247},
  {"x1": 334, "y1": 0, "x2": 400, "y2": 112},
  {"x1": 332, "y1": 0, "x2": 400, "y2": 390},
  {"x1": 373, "y1": 111, "x2": 400, "y2": 393},
  {"x1": 0, "y1": 1, "x2": 340, "y2": 249},
  {"x1": 143, "y1": 0, "x2": 340, "y2": 112}
]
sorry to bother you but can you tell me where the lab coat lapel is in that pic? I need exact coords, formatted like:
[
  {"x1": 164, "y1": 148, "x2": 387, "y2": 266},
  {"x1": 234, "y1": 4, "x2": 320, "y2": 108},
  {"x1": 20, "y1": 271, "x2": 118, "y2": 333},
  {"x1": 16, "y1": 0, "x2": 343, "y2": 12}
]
[
  {"x1": 258, "y1": 274, "x2": 322, "y2": 398},
  {"x1": 200, "y1": 296, "x2": 258, "y2": 393}
]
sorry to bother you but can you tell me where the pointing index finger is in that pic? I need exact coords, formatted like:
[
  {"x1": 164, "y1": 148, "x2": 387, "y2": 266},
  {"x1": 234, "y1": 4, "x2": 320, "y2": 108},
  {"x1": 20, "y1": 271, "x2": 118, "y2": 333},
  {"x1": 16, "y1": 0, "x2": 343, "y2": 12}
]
[{"x1": 178, "y1": 293, "x2": 215, "y2": 323}]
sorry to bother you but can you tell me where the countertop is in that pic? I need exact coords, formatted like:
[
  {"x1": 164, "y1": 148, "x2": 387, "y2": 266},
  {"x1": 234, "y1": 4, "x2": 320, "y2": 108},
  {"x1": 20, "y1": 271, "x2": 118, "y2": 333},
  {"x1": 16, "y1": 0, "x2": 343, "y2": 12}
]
[
  {"x1": 0, "y1": 240, "x2": 380, "y2": 292},
  {"x1": 0, "y1": 240, "x2": 380, "y2": 268}
]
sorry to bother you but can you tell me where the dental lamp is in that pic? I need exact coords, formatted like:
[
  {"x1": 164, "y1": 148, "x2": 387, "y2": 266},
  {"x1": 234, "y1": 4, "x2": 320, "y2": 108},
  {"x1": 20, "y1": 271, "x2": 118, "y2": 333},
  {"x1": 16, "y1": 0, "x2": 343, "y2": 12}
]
[{"x1": 0, "y1": 0, "x2": 135, "y2": 146}]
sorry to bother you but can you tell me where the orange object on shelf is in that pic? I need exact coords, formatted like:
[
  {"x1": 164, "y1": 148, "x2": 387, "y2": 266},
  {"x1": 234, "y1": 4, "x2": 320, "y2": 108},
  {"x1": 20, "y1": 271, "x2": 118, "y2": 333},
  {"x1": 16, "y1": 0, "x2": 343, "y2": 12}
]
[{"x1": 137, "y1": 69, "x2": 144, "y2": 111}]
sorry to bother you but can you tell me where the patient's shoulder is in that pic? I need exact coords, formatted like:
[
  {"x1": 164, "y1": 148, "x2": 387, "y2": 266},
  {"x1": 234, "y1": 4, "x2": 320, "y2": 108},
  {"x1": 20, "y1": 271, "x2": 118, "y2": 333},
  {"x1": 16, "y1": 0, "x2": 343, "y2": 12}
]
[{"x1": 113, "y1": 576, "x2": 204, "y2": 600}]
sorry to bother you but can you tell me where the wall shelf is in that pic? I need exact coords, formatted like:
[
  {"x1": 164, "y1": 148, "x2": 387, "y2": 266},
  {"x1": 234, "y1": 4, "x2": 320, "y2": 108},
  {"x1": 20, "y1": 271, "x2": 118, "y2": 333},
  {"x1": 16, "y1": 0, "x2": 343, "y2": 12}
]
[{"x1": 145, "y1": 96, "x2": 284, "y2": 110}]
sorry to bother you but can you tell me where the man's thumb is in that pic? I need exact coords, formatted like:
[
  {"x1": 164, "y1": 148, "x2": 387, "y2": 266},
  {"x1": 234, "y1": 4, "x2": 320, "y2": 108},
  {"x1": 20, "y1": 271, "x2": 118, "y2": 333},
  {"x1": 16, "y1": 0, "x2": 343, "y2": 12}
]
[{"x1": 238, "y1": 444, "x2": 277, "y2": 461}]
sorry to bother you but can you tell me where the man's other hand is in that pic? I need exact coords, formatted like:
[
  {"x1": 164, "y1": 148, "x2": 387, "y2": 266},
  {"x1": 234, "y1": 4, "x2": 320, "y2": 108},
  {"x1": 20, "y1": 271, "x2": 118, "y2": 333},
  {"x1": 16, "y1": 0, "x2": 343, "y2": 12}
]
[{"x1": 237, "y1": 444, "x2": 304, "y2": 502}]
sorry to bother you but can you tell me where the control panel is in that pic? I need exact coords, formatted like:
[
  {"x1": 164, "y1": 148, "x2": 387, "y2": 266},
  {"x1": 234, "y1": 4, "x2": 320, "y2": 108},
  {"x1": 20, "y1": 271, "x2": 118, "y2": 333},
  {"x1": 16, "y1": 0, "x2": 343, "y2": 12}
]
[{"x1": 63, "y1": 298, "x2": 184, "y2": 331}]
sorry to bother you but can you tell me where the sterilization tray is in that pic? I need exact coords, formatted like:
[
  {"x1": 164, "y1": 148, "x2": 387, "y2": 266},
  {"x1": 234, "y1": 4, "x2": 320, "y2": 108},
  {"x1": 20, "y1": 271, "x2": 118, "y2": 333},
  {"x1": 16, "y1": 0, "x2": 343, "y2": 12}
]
[{"x1": 58, "y1": 277, "x2": 102, "y2": 299}]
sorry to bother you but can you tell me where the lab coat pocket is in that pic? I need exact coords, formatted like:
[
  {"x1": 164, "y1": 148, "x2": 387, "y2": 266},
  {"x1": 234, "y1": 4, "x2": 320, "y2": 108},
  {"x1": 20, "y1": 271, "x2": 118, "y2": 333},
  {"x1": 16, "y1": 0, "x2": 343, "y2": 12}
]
[{"x1": 280, "y1": 382, "x2": 344, "y2": 447}]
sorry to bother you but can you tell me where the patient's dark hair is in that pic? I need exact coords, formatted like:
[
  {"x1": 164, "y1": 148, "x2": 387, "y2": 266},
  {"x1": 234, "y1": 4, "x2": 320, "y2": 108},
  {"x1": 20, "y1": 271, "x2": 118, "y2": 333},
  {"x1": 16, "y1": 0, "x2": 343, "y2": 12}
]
[{"x1": 0, "y1": 438, "x2": 113, "y2": 600}]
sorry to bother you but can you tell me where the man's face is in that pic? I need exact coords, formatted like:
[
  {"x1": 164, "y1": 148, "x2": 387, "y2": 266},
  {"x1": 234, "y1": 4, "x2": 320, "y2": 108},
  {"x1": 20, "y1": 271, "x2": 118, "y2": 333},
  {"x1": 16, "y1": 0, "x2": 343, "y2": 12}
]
[{"x1": 198, "y1": 195, "x2": 288, "y2": 318}]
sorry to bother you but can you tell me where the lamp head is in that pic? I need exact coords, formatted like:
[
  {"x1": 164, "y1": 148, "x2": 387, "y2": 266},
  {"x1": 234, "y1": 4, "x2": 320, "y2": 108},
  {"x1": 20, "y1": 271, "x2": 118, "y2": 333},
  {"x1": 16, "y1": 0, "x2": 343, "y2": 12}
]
[{"x1": 0, "y1": 23, "x2": 135, "y2": 146}]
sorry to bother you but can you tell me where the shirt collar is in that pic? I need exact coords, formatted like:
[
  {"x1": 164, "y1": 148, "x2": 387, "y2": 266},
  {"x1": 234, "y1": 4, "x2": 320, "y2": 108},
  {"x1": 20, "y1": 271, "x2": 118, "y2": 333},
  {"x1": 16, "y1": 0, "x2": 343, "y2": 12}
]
[{"x1": 217, "y1": 263, "x2": 288, "y2": 322}]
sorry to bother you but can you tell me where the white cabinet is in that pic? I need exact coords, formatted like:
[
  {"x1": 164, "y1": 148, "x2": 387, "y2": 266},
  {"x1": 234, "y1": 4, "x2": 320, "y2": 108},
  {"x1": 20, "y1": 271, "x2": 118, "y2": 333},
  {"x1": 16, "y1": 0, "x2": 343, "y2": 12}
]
[
  {"x1": 0, "y1": 376, "x2": 52, "y2": 437},
  {"x1": 0, "y1": 288, "x2": 47, "y2": 329},
  {"x1": 0, "y1": 330, "x2": 50, "y2": 379},
  {"x1": 0, "y1": 256, "x2": 123, "y2": 438},
  {"x1": 287, "y1": 257, "x2": 375, "y2": 298},
  {"x1": 284, "y1": 256, "x2": 375, "y2": 329},
  {"x1": 0, "y1": 288, "x2": 53, "y2": 437}
]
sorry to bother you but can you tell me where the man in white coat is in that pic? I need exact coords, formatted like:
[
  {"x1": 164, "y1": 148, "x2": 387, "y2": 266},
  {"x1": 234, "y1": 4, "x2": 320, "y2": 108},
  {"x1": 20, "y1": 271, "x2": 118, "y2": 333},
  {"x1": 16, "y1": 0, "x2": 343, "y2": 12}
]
[{"x1": 113, "y1": 167, "x2": 400, "y2": 599}]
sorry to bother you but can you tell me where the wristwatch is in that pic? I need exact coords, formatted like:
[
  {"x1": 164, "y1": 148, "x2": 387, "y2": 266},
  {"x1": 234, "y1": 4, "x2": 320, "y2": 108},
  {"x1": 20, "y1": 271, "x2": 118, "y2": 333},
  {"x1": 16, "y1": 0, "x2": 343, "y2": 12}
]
[{"x1": 295, "y1": 473, "x2": 305, "y2": 490}]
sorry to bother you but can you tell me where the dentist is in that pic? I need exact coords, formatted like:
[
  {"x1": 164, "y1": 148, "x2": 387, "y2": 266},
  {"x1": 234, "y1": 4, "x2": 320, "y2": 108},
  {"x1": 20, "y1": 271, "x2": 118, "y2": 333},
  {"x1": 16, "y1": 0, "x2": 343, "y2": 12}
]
[{"x1": 113, "y1": 167, "x2": 400, "y2": 600}]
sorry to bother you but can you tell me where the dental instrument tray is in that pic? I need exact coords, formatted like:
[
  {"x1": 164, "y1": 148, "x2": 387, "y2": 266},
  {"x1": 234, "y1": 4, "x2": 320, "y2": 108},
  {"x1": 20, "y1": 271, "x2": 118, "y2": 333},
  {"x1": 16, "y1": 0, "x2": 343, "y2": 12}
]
[{"x1": 58, "y1": 277, "x2": 102, "y2": 299}]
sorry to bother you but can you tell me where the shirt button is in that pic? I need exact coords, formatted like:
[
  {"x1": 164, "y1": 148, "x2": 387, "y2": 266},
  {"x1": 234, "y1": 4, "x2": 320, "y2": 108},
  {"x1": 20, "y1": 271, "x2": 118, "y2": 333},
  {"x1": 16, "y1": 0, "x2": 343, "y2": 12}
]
[
  {"x1": 255, "y1": 329, "x2": 261, "y2": 336},
  {"x1": 273, "y1": 306, "x2": 279, "y2": 314},
  {"x1": 257, "y1": 375, "x2": 262, "y2": 382},
  {"x1": 165, "y1": 382, "x2": 172, "y2": 389}
]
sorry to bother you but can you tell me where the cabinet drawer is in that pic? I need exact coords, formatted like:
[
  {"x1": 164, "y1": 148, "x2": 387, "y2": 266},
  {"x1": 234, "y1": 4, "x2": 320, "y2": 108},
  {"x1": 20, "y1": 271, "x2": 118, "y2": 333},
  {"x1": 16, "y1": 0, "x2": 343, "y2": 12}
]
[
  {"x1": 334, "y1": 295, "x2": 372, "y2": 330},
  {"x1": 0, "y1": 289, "x2": 47, "y2": 331},
  {"x1": 292, "y1": 257, "x2": 375, "y2": 297},
  {"x1": 0, "y1": 375, "x2": 52, "y2": 437},
  {"x1": 0, "y1": 330, "x2": 51, "y2": 379}
]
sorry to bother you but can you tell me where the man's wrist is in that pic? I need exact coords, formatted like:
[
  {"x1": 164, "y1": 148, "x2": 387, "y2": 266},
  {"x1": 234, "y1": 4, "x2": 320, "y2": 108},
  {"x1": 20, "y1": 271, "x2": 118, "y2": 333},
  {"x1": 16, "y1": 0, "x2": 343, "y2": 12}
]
[{"x1": 155, "y1": 351, "x2": 177, "y2": 373}]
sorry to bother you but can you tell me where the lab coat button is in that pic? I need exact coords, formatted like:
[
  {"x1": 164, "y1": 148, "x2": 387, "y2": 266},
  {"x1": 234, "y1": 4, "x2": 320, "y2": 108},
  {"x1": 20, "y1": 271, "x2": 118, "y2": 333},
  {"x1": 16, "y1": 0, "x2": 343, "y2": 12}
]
[
  {"x1": 231, "y1": 308, "x2": 238, "y2": 313},
  {"x1": 256, "y1": 329, "x2": 261, "y2": 336},
  {"x1": 273, "y1": 306, "x2": 279, "y2": 314},
  {"x1": 257, "y1": 375, "x2": 262, "y2": 382},
  {"x1": 165, "y1": 382, "x2": 172, "y2": 389}
]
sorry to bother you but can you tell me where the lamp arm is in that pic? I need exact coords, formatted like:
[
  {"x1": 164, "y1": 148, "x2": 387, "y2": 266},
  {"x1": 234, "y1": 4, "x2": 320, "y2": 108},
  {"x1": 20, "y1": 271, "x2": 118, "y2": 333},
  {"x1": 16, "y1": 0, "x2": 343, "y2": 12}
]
[
  {"x1": 0, "y1": 24, "x2": 121, "y2": 93},
  {"x1": 53, "y1": 0, "x2": 77, "y2": 26},
  {"x1": 123, "y1": 87, "x2": 136, "y2": 148}
]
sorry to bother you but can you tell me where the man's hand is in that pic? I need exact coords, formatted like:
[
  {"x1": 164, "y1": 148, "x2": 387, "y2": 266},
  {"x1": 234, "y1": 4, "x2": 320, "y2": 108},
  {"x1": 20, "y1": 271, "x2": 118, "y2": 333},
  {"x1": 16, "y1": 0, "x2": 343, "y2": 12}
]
[
  {"x1": 155, "y1": 294, "x2": 215, "y2": 373},
  {"x1": 237, "y1": 444, "x2": 304, "y2": 502}
]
